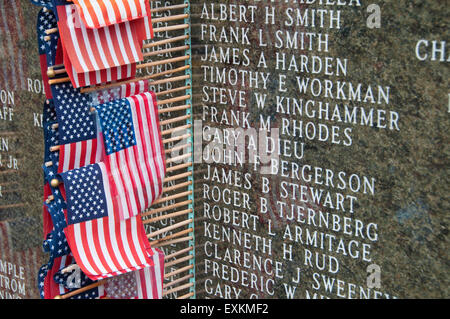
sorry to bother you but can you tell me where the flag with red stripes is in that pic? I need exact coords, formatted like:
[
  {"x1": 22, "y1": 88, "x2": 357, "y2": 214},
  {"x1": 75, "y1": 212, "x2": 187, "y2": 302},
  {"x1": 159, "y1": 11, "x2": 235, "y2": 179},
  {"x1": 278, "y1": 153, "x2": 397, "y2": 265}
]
[
  {"x1": 135, "y1": 248, "x2": 164, "y2": 299},
  {"x1": 57, "y1": 3, "x2": 143, "y2": 74},
  {"x1": 56, "y1": 3, "x2": 144, "y2": 88},
  {"x1": 63, "y1": 43, "x2": 137, "y2": 89},
  {"x1": 58, "y1": 137, "x2": 104, "y2": 173},
  {"x1": 94, "y1": 91, "x2": 166, "y2": 220},
  {"x1": 59, "y1": 162, "x2": 155, "y2": 280},
  {"x1": 103, "y1": 248, "x2": 164, "y2": 299},
  {"x1": 72, "y1": 0, "x2": 151, "y2": 29},
  {"x1": 57, "y1": 79, "x2": 150, "y2": 174}
]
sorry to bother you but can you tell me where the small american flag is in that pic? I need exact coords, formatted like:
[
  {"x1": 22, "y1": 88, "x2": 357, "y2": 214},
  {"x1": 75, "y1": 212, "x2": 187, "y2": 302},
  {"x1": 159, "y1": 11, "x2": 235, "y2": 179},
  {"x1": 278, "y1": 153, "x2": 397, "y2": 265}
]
[
  {"x1": 56, "y1": 79, "x2": 151, "y2": 174},
  {"x1": 60, "y1": 162, "x2": 155, "y2": 280},
  {"x1": 37, "y1": 8, "x2": 58, "y2": 99},
  {"x1": 94, "y1": 91, "x2": 165, "y2": 220},
  {"x1": 56, "y1": 2, "x2": 144, "y2": 88}
]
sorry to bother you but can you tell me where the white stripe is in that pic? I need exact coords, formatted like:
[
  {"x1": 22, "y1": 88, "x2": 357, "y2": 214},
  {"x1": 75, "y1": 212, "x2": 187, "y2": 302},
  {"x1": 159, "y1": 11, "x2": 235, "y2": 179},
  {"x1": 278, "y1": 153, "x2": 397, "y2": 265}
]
[
  {"x1": 63, "y1": 144, "x2": 71, "y2": 172},
  {"x1": 117, "y1": 149, "x2": 138, "y2": 218},
  {"x1": 100, "y1": 162, "x2": 128, "y2": 270},
  {"x1": 127, "y1": 0, "x2": 138, "y2": 19},
  {"x1": 85, "y1": 221, "x2": 108, "y2": 274},
  {"x1": 84, "y1": 139, "x2": 92, "y2": 168},
  {"x1": 102, "y1": 0, "x2": 117, "y2": 25},
  {"x1": 71, "y1": 64, "x2": 80, "y2": 88},
  {"x1": 137, "y1": 94, "x2": 162, "y2": 199},
  {"x1": 95, "y1": 217, "x2": 116, "y2": 274},
  {"x1": 128, "y1": 97, "x2": 153, "y2": 206},
  {"x1": 109, "y1": 152, "x2": 129, "y2": 219},
  {"x1": 74, "y1": 141, "x2": 82, "y2": 169},
  {"x1": 89, "y1": 0, "x2": 106, "y2": 27},
  {"x1": 135, "y1": 270, "x2": 144, "y2": 299},
  {"x1": 73, "y1": 223, "x2": 97, "y2": 276},
  {"x1": 102, "y1": 26, "x2": 120, "y2": 67},
  {"x1": 116, "y1": 0, "x2": 128, "y2": 20},
  {"x1": 66, "y1": 5, "x2": 90, "y2": 73},
  {"x1": 143, "y1": 16, "x2": 151, "y2": 40},
  {"x1": 79, "y1": 19, "x2": 100, "y2": 71},
  {"x1": 75, "y1": 1, "x2": 95, "y2": 29},
  {"x1": 153, "y1": 250, "x2": 163, "y2": 298},
  {"x1": 114, "y1": 23, "x2": 131, "y2": 65},
  {"x1": 92, "y1": 28, "x2": 111, "y2": 70},
  {"x1": 96, "y1": 136, "x2": 103, "y2": 162},
  {"x1": 126, "y1": 146, "x2": 146, "y2": 215},
  {"x1": 124, "y1": 21, "x2": 140, "y2": 62}
]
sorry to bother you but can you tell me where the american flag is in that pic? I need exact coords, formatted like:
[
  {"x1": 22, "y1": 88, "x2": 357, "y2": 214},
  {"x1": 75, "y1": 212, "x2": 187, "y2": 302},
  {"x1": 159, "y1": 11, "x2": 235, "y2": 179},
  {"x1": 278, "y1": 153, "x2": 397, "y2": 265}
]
[
  {"x1": 56, "y1": 80, "x2": 151, "y2": 174},
  {"x1": 60, "y1": 163, "x2": 155, "y2": 280},
  {"x1": 94, "y1": 91, "x2": 165, "y2": 220},
  {"x1": 56, "y1": 3, "x2": 144, "y2": 88},
  {"x1": 72, "y1": 0, "x2": 151, "y2": 30},
  {"x1": 63, "y1": 44, "x2": 136, "y2": 89},
  {"x1": 43, "y1": 198, "x2": 71, "y2": 259},
  {"x1": 57, "y1": 137, "x2": 105, "y2": 174}
]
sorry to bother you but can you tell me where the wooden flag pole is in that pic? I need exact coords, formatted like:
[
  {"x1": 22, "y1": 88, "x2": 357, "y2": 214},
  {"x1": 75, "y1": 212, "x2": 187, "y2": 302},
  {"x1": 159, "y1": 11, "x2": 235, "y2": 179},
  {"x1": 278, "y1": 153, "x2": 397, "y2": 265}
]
[
  {"x1": 164, "y1": 264, "x2": 194, "y2": 279},
  {"x1": 164, "y1": 274, "x2": 194, "y2": 289},
  {"x1": 143, "y1": 199, "x2": 192, "y2": 218},
  {"x1": 151, "y1": 228, "x2": 193, "y2": 245},
  {"x1": 48, "y1": 56, "x2": 190, "y2": 85}
]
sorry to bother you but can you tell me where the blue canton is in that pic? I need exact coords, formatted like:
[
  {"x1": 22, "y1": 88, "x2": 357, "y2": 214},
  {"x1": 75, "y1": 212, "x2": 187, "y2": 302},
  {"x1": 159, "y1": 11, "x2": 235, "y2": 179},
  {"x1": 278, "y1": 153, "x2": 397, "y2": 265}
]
[
  {"x1": 37, "y1": 8, "x2": 58, "y2": 67},
  {"x1": 60, "y1": 164, "x2": 108, "y2": 225},
  {"x1": 52, "y1": 83, "x2": 97, "y2": 144},
  {"x1": 43, "y1": 121, "x2": 59, "y2": 178},
  {"x1": 43, "y1": 200, "x2": 70, "y2": 258},
  {"x1": 95, "y1": 98, "x2": 136, "y2": 156},
  {"x1": 43, "y1": 100, "x2": 57, "y2": 124}
]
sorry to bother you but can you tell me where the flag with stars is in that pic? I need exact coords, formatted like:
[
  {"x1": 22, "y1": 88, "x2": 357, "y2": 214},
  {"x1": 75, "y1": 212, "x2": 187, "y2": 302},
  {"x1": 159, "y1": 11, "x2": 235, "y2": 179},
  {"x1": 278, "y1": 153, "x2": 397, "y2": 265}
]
[
  {"x1": 56, "y1": 79, "x2": 151, "y2": 174},
  {"x1": 94, "y1": 91, "x2": 166, "y2": 220},
  {"x1": 39, "y1": 254, "x2": 106, "y2": 299},
  {"x1": 59, "y1": 162, "x2": 155, "y2": 280},
  {"x1": 51, "y1": 82, "x2": 97, "y2": 145},
  {"x1": 43, "y1": 197, "x2": 71, "y2": 260}
]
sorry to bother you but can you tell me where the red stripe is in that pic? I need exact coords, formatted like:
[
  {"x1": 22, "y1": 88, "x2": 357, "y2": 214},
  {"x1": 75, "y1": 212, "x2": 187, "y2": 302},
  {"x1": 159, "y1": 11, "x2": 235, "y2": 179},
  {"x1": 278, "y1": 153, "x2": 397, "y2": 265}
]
[
  {"x1": 130, "y1": 95, "x2": 157, "y2": 203},
  {"x1": 142, "y1": 94, "x2": 164, "y2": 199},
  {"x1": 89, "y1": 218, "x2": 114, "y2": 275},
  {"x1": 74, "y1": 0, "x2": 149, "y2": 29}
]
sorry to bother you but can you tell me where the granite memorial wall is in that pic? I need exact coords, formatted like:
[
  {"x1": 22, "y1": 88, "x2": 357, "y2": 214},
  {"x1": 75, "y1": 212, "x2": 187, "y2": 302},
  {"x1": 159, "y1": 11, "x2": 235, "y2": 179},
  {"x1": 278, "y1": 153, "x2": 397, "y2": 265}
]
[
  {"x1": 0, "y1": 0, "x2": 448, "y2": 299},
  {"x1": 191, "y1": 0, "x2": 449, "y2": 299}
]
